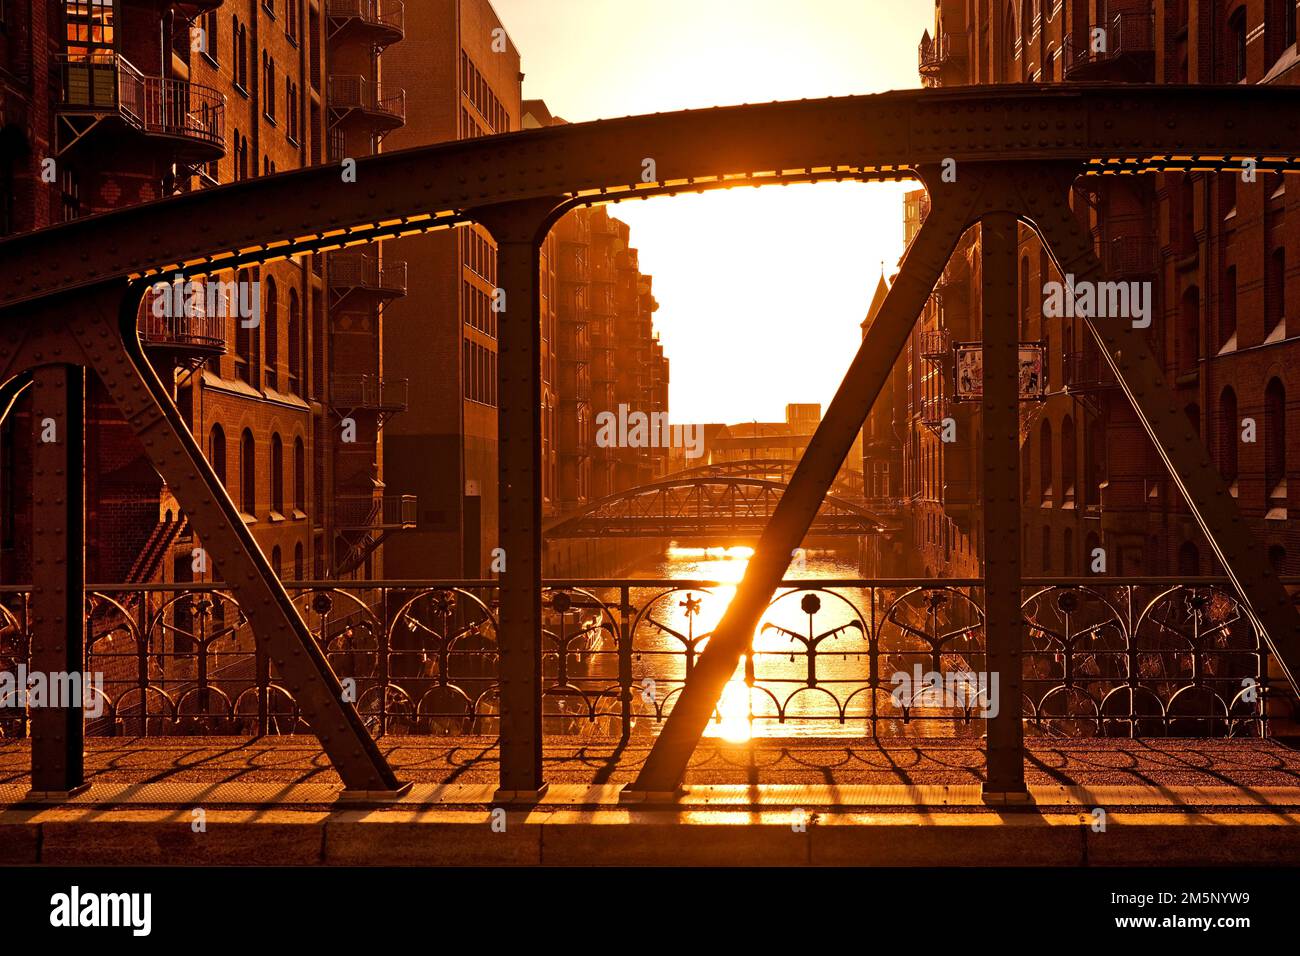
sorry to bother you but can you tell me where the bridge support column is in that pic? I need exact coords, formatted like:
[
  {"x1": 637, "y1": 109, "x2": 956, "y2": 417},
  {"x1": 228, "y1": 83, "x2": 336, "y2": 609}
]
[
  {"x1": 68, "y1": 285, "x2": 404, "y2": 796},
  {"x1": 479, "y1": 199, "x2": 563, "y2": 801},
  {"x1": 28, "y1": 364, "x2": 87, "y2": 798},
  {"x1": 979, "y1": 213, "x2": 1027, "y2": 797}
]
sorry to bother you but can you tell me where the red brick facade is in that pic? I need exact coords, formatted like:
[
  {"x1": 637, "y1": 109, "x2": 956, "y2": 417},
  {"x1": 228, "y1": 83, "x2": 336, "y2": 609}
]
[{"x1": 880, "y1": 0, "x2": 1300, "y2": 579}]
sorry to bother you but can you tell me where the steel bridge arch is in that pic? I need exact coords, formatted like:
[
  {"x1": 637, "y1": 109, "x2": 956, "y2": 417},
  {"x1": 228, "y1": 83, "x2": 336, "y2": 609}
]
[
  {"x1": 665, "y1": 459, "x2": 867, "y2": 499},
  {"x1": 543, "y1": 476, "x2": 885, "y2": 539},
  {"x1": 2, "y1": 83, "x2": 1299, "y2": 797},
  {"x1": 3, "y1": 84, "x2": 1300, "y2": 312}
]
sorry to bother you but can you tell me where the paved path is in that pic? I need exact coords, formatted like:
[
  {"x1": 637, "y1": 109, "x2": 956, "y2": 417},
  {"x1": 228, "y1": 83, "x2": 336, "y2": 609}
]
[
  {"x1": 4, "y1": 737, "x2": 1300, "y2": 865},
  {"x1": 3, "y1": 735, "x2": 1300, "y2": 796}
]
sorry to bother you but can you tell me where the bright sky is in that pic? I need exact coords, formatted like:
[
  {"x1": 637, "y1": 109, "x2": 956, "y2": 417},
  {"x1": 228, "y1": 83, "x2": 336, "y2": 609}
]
[{"x1": 492, "y1": 0, "x2": 933, "y2": 424}]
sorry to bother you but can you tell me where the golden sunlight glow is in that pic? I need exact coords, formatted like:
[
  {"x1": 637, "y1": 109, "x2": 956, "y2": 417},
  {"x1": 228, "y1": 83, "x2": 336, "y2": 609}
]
[
  {"x1": 714, "y1": 681, "x2": 754, "y2": 743},
  {"x1": 493, "y1": 0, "x2": 932, "y2": 423}
]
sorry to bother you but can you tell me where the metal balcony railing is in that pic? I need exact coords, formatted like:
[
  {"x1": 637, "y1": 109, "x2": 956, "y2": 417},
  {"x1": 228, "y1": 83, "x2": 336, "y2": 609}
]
[
  {"x1": 1063, "y1": 350, "x2": 1118, "y2": 392},
  {"x1": 1063, "y1": 12, "x2": 1155, "y2": 76},
  {"x1": 335, "y1": 494, "x2": 417, "y2": 530},
  {"x1": 138, "y1": 286, "x2": 227, "y2": 354},
  {"x1": 1105, "y1": 235, "x2": 1157, "y2": 278},
  {"x1": 328, "y1": 74, "x2": 406, "y2": 125},
  {"x1": 918, "y1": 32, "x2": 951, "y2": 75},
  {"x1": 58, "y1": 53, "x2": 225, "y2": 155},
  {"x1": 920, "y1": 394, "x2": 950, "y2": 427},
  {"x1": 328, "y1": 252, "x2": 407, "y2": 296},
  {"x1": 920, "y1": 328, "x2": 951, "y2": 361},
  {"x1": 331, "y1": 374, "x2": 409, "y2": 412},
  {"x1": 327, "y1": 0, "x2": 405, "y2": 39}
]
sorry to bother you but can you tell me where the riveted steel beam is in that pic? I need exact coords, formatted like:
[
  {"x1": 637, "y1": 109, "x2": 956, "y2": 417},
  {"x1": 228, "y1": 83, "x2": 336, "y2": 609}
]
[
  {"x1": 0, "y1": 371, "x2": 33, "y2": 425},
  {"x1": 628, "y1": 166, "x2": 984, "y2": 794},
  {"x1": 979, "y1": 212, "x2": 1027, "y2": 796},
  {"x1": 1024, "y1": 167, "x2": 1300, "y2": 702},
  {"x1": 28, "y1": 364, "x2": 86, "y2": 798},
  {"x1": 60, "y1": 285, "x2": 406, "y2": 795},
  {"x1": 474, "y1": 197, "x2": 566, "y2": 800},
  {"x1": 2, "y1": 87, "x2": 1298, "y2": 315}
]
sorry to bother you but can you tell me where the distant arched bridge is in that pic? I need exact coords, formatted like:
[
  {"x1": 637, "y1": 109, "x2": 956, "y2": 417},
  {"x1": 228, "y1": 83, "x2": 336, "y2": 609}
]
[
  {"x1": 667, "y1": 459, "x2": 866, "y2": 499},
  {"x1": 543, "y1": 476, "x2": 885, "y2": 540}
]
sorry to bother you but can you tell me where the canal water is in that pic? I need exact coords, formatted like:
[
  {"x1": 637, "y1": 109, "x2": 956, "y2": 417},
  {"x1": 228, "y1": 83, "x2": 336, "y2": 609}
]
[{"x1": 563, "y1": 543, "x2": 982, "y2": 740}]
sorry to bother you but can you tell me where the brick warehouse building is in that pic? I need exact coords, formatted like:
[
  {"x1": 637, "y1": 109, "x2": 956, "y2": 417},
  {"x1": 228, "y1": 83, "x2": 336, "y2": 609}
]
[
  {"x1": 872, "y1": 0, "x2": 1300, "y2": 579},
  {"x1": 335, "y1": 1, "x2": 673, "y2": 578},
  {"x1": 0, "y1": 0, "x2": 673, "y2": 588},
  {"x1": 0, "y1": 0, "x2": 407, "y2": 584}
]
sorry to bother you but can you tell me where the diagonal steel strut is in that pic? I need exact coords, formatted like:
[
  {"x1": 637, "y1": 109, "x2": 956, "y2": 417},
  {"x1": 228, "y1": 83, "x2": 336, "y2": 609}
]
[
  {"x1": 67, "y1": 284, "x2": 406, "y2": 794},
  {"x1": 628, "y1": 169, "x2": 981, "y2": 793},
  {"x1": 1026, "y1": 167, "x2": 1300, "y2": 700}
]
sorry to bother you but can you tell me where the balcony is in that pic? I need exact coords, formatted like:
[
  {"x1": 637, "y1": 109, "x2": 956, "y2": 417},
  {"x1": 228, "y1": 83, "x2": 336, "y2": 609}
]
[
  {"x1": 918, "y1": 31, "x2": 967, "y2": 85},
  {"x1": 328, "y1": 253, "x2": 407, "y2": 298},
  {"x1": 1062, "y1": 13, "x2": 1155, "y2": 81},
  {"x1": 920, "y1": 394, "x2": 950, "y2": 429},
  {"x1": 57, "y1": 53, "x2": 225, "y2": 161},
  {"x1": 327, "y1": 0, "x2": 405, "y2": 47},
  {"x1": 1063, "y1": 350, "x2": 1118, "y2": 393},
  {"x1": 1105, "y1": 235, "x2": 1157, "y2": 279},
  {"x1": 335, "y1": 494, "x2": 417, "y2": 531},
  {"x1": 331, "y1": 374, "x2": 409, "y2": 414},
  {"x1": 328, "y1": 74, "x2": 406, "y2": 133},
  {"x1": 920, "y1": 328, "x2": 951, "y2": 362},
  {"x1": 138, "y1": 285, "x2": 227, "y2": 365}
]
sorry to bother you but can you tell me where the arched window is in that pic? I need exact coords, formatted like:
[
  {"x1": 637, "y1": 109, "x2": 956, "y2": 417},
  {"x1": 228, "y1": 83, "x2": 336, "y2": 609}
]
[
  {"x1": 294, "y1": 437, "x2": 306, "y2": 512},
  {"x1": 1063, "y1": 528, "x2": 1074, "y2": 575},
  {"x1": 1228, "y1": 6, "x2": 1249, "y2": 81},
  {"x1": 1061, "y1": 415, "x2": 1077, "y2": 505},
  {"x1": 1266, "y1": 0, "x2": 1292, "y2": 62},
  {"x1": 240, "y1": 429, "x2": 256, "y2": 515},
  {"x1": 1085, "y1": 531, "x2": 1101, "y2": 573},
  {"x1": 1221, "y1": 265, "x2": 1237, "y2": 351},
  {"x1": 1219, "y1": 387, "x2": 1239, "y2": 487},
  {"x1": 208, "y1": 424, "x2": 226, "y2": 485},
  {"x1": 271, "y1": 545, "x2": 282, "y2": 579},
  {"x1": 1179, "y1": 287, "x2": 1200, "y2": 372},
  {"x1": 1003, "y1": 2, "x2": 1020, "y2": 82},
  {"x1": 271, "y1": 432, "x2": 284, "y2": 515},
  {"x1": 1039, "y1": 419, "x2": 1054, "y2": 504},
  {"x1": 294, "y1": 542, "x2": 305, "y2": 581},
  {"x1": 1021, "y1": 0, "x2": 1033, "y2": 78},
  {"x1": 1041, "y1": 525, "x2": 1052, "y2": 572},
  {"x1": 263, "y1": 278, "x2": 278, "y2": 390},
  {"x1": 1086, "y1": 418, "x2": 1106, "y2": 506},
  {"x1": 1267, "y1": 248, "x2": 1286, "y2": 339},
  {"x1": 233, "y1": 267, "x2": 261, "y2": 383},
  {"x1": 1178, "y1": 541, "x2": 1200, "y2": 576},
  {"x1": 1270, "y1": 544, "x2": 1288, "y2": 574},
  {"x1": 1265, "y1": 377, "x2": 1287, "y2": 512},
  {"x1": 1020, "y1": 256, "x2": 1031, "y2": 336},
  {"x1": 1021, "y1": 438, "x2": 1032, "y2": 502},
  {"x1": 1178, "y1": 174, "x2": 1196, "y2": 253},
  {"x1": 287, "y1": 289, "x2": 302, "y2": 393}
]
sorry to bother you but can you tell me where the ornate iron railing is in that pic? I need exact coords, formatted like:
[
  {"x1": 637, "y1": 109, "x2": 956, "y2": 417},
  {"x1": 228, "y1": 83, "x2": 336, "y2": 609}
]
[{"x1": 0, "y1": 578, "x2": 1291, "y2": 741}]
